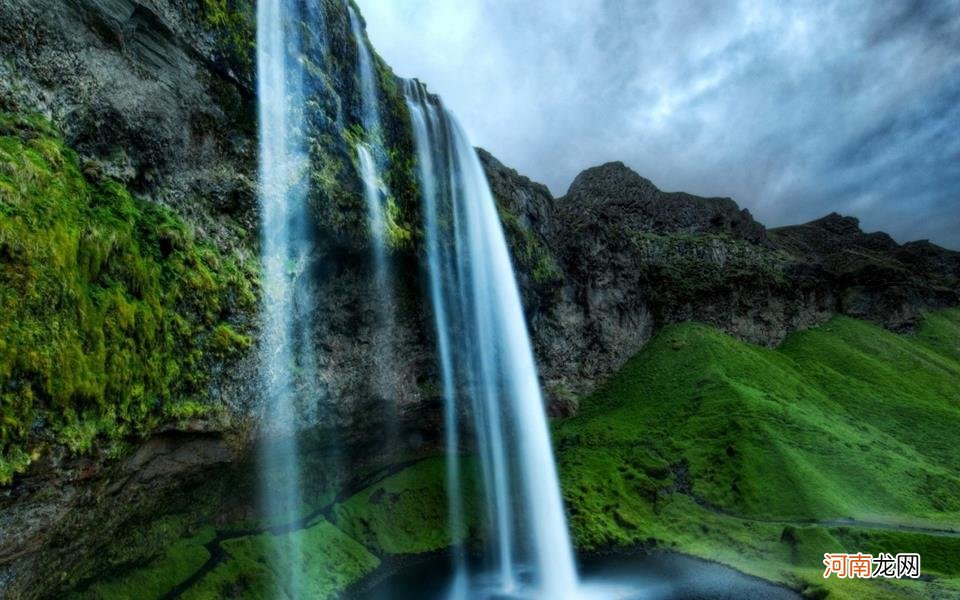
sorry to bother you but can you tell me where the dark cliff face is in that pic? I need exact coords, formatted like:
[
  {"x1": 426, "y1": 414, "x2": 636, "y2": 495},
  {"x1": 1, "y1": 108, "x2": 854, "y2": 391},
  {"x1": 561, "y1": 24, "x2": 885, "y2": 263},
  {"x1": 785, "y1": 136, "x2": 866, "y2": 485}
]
[{"x1": 0, "y1": 2, "x2": 261, "y2": 595}]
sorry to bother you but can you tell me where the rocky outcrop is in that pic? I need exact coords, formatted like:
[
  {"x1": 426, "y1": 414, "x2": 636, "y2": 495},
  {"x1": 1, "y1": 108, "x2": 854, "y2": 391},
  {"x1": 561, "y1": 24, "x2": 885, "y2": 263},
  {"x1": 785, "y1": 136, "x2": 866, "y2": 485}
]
[
  {"x1": 476, "y1": 149, "x2": 567, "y2": 393},
  {"x1": 478, "y1": 148, "x2": 557, "y2": 240},
  {"x1": 0, "y1": 426, "x2": 242, "y2": 597},
  {"x1": 770, "y1": 213, "x2": 960, "y2": 331},
  {"x1": 0, "y1": 2, "x2": 256, "y2": 594},
  {"x1": 0, "y1": 0, "x2": 259, "y2": 246}
]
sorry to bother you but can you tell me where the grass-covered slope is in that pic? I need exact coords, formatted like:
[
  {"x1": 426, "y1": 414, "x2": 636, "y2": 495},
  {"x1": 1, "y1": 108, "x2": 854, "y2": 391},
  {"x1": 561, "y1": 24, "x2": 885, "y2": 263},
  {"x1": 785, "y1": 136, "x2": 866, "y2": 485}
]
[
  {"x1": 556, "y1": 308, "x2": 960, "y2": 599},
  {"x1": 73, "y1": 310, "x2": 960, "y2": 599},
  {"x1": 0, "y1": 113, "x2": 257, "y2": 482}
]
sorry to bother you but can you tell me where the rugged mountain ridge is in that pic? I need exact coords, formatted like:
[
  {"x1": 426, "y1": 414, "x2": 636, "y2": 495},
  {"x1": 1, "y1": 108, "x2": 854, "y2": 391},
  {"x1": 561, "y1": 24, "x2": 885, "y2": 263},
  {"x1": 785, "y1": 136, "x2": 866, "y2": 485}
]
[
  {"x1": 0, "y1": 0, "x2": 957, "y2": 597},
  {"x1": 481, "y1": 152, "x2": 960, "y2": 404}
]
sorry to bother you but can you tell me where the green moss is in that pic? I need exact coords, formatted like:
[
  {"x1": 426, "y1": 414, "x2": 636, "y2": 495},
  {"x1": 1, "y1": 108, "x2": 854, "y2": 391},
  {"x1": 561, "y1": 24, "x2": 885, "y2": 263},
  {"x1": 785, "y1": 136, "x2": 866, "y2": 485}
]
[
  {"x1": 332, "y1": 457, "x2": 477, "y2": 555},
  {"x1": 383, "y1": 196, "x2": 414, "y2": 251},
  {"x1": 371, "y1": 47, "x2": 422, "y2": 251},
  {"x1": 161, "y1": 399, "x2": 211, "y2": 422},
  {"x1": 0, "y1": 112, "x2": 257, "y2": 483},
  {"x1": 0, "y1": 446, "x2": 29, "y2": 483},
  {"x1": 201, "y1": 0, "x2": 255, "y2": 76},
  {"x1": 308, "y1": 129, "x2": 366, "y2": 238},
  {"x1": 554, "y1": 309, "x2": 960, "y2": 598},
  {"x1": 76, "y1": 527, "x2": 215, "y2": 600},
  {"x1": 380, "y1": 145, "x2": 420, "y2": 252},
  {"x1": 294, "y1": 1, "x2": 423, "y2": 249},
  {"x1": 182, "y1": 521, "x2": 380, "y2": 600},
  {"x1": 159, "y1": 459, "x2": 466, "y2": 598},
  {"x1": 209, "y1": 323, "x2": 252, "y2": 356}
]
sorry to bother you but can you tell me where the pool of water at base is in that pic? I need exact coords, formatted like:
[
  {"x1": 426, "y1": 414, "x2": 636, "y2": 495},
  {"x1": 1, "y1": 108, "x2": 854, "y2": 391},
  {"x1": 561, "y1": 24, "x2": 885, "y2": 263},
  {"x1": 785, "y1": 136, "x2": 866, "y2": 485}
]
[{"x1": 358, "y1": 551, "x2": 802, "y2": 600}]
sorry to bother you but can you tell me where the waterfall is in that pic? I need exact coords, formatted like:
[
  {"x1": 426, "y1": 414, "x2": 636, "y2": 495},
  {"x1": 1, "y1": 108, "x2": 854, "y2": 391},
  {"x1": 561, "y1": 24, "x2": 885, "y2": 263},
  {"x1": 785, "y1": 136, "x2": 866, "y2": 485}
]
[
  {"x1": 404, "y1": 83, "x2": 470, "y2": 598},
  {"x1": 405, "y1": 80, "x2": 580, "y2": 599},
  {"x1": 256, "y1": 0, "x2": 578, "y2": 595},
  {"x1": 349, "y1": 5, "x2": 397, "y2": 417},
  {"x1": 256, "y1": 0, "x2": 316, "y2": 596}
]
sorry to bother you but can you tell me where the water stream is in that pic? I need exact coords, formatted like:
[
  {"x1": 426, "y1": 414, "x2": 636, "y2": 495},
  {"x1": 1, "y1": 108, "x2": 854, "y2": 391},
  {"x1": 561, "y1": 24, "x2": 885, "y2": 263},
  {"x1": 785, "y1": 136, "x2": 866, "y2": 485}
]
[
  {"x1": 348, "y1": 4, "x2": 398, "y2": 424},
  {"x1": 256, "y1": 0, "x2": 315, "y2": 595},
  {"x1": 405, "y1": 80, "x2": 580, "y2": 599}
]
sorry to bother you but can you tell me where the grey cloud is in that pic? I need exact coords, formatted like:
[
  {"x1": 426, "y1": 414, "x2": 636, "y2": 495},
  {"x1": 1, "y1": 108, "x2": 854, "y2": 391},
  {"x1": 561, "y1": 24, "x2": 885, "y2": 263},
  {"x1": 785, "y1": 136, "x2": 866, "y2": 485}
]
[{"x1": 355, "y1": 0, "x2": 960, "y2": 248}]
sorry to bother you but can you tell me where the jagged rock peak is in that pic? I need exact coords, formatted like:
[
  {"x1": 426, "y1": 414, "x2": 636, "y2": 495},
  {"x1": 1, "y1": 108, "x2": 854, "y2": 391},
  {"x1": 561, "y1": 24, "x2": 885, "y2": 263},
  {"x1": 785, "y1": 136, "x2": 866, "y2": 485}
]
[{"x1": 559, "y1": 160, "x2": 767, "y2": 244}]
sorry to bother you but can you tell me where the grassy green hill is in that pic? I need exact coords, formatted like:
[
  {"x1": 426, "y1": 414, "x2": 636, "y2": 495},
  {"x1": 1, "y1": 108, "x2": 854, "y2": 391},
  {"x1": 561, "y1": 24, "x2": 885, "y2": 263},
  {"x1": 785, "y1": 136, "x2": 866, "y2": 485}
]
[
  {"x1": 75, "y1": 309, "x2": 960, "y2": 599},
  {"x1": 556, "y1": 308, "x2": 960, "y2": 599}
]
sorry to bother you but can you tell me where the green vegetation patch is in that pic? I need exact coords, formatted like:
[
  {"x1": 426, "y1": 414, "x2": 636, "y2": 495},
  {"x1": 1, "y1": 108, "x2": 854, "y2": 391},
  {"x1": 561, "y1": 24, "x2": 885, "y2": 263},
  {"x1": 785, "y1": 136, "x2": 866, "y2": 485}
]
[
  {"x1": 63, "y1": 298, "x2": 960, "y2": 600},
  {"x1": 332, "y1": 456, "x2": 476, "y2": 555},
  {"x1": 915, "y1": 306, "x2": 960, "y2": 363},
  {"x1": 201, "y1": 0, "x2": 255, "y2": 77},
  {"x1": 76, "y1": 527, "x2": 215, "y2": 600},
  {"x1": 370, "y1": 30, "x2": 423, "y2": 254},
  {"x1": 0, "y1": 113, "x2": 257, "y2": 482},
  {"x1": 75, "y1": 516, "x2": 383, "y2": 600},
  {"x1": 181, "y1": 521, "x2": 380, "y2": 600}
]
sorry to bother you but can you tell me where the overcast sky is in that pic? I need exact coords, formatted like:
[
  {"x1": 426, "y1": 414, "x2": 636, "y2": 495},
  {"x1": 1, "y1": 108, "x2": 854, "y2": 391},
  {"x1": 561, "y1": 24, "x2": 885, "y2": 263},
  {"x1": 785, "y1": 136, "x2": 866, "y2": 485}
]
[{"x1": 354, "y1": 0, "x2": 960, "y2": 248}]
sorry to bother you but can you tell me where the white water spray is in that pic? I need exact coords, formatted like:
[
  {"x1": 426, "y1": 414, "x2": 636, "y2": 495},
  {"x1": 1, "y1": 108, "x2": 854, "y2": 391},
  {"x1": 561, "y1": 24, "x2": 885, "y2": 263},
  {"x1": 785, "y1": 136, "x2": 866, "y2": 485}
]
[{"x1": 405, "y1": 80, "x2": 580, "y2": 599}]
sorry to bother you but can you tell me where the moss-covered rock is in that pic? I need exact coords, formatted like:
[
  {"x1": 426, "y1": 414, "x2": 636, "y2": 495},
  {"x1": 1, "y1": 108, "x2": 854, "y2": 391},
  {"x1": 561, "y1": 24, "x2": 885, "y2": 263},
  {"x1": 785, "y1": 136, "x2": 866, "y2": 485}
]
[
  {"x1": 72, "y1": 526, "x2": 216, "y2": 600},
  {"x1": 627, "y1": 231, "x2": 788, "y2": 307},
  {"x1": 332, "y1": 457, "x2": 476, "y2": 555},
  {"x1": 200, "y1": 0, "x2": 256, "y2": 81},
  {"x1": 0, "y1": 112, "x2": 257, "y2": 483},
  {"x1": 297, "y1": 0, "x2": 423, "y2": 253},
  {"x1": 497, "y1": 202, "x2": 562, "y2": 286},
  {"x1": 179, "y1": 521, "x2": 380, "y2": 600}
]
